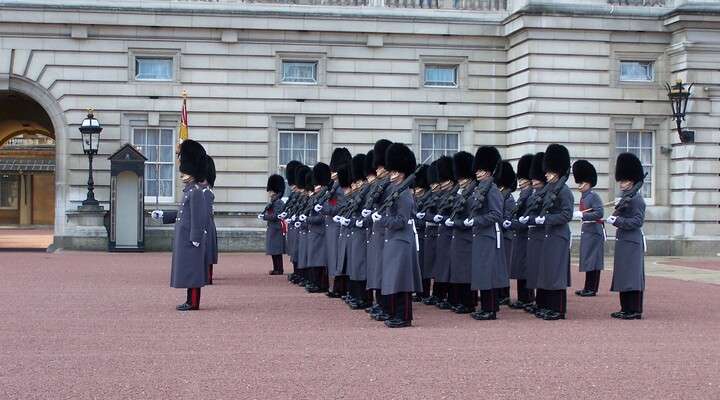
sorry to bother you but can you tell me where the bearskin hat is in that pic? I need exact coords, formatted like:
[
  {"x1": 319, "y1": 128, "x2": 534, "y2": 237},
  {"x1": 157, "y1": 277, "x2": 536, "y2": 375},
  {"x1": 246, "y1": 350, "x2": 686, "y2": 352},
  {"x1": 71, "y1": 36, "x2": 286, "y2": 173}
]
[
  {"x1": 385, "y1": 142, "x2": 416, "y2": 177},
  {"x1": 205, "y1": 156, "x2": 216, "y2": 188},
  {"x1": 330, "y1": 147, "x2": 352, "y2": 172},
  {"x1": 266, "y1": 174, "x2": 285, "y2": 194},
  {"x1": 352, "y1": 153, "x2": 367, "y2": 182},
  {"x1": 414, "y1": 164, "x2": 430, "y2": 190},
  {"x1": 427, "y1": 162, "x2": 440, "y2": 186},
  {"x1": 494, "y1": 160, "x2": 517, "y2": 191},
  {"x1": 473, "y1": 146, "x2": 501, "y2": 174},
  {"x1": 453, "y1": 151, "x2": 475, "y2": 180},
  {"x1": 285, "y1": 160, "x2": 303, "y2": 186},
  {"x1": 516, "y1": 154, "x2": 534, "y2": 180},
  {"x1": 295, "y1": 165, "x2": 311, "y2": 191},
  {"x1": 435, "y1": 155, "x2": 455, "y2": 182},
  {"x1": 178, "y1": 139, "x2": 207, "y2": 179},
  {"x1": 304, "y1": 169, "x2": 314, "y2": 191},
  {"x1": 615, "y1": 152, "x2": 645, "y2": 183},
  {"x1": 572, "y1": 160, "x2": 598, "y2": 187},
  {"x1": 373, "y1": 139, "x2": 393, "y2": 169},
  {"x1": 337, "y1": 165, "x2": 352, "y2": 188},
  {"x1": 364, "y1": 150, "x2": 376, "y2": 177},
  {"x1": 312, "y1": 162, "x2": 332, "y2": 187},
  {"x1": 530, "y1": 152, "x2": 546, "y2": 183},
  {"x1": 543, "y1": 143, "x2": 571, "y2": 176}
]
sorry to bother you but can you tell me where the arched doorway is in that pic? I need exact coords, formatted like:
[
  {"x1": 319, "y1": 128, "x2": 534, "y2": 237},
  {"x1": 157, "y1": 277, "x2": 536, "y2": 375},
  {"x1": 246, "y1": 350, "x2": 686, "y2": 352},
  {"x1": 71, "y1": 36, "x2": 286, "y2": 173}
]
[{"x1": 0, "y1": 91, "x2": 55, "y2": 249}]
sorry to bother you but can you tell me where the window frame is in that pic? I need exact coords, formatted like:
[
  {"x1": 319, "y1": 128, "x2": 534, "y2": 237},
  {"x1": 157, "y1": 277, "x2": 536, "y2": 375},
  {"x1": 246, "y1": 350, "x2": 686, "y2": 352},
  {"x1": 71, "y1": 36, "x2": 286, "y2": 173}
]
[
  {"x1": 134, "y1": 57, "x2": 174, "y2": 81},
  {"x1": 619, "y1": 60, "x2": 655, "y2": 83},
  {"x1": 419, "y1": 125, "x2": 462, "y2": 162},
  {"x1": 131, "y1": 126, "x2": 177, "y2": 204},
  {"x1": 614, "y1": 130, "x2": 655, "y2": 203},
  {"x1": 423, "y1": 64, "x2": 459, "y2": 88},
  {"x1": 277, "y1": 130, "x2": 320, "y2": 169},
  {"x1": 128, "y1": 49, "x2": 180, "y2": 83},
  {"x1": 281, "y1": 61, "x2": 319, "y2": 85},
  {"x1": 0, "y1": 174, "x2": 20, "y2": 210}
]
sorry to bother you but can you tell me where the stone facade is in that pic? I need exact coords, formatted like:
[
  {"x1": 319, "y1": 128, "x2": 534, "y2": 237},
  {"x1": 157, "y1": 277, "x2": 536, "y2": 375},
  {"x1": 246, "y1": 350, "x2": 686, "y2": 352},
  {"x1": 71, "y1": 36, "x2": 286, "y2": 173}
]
[{"x1": 0, "y1": 0, "x2": 717, "y2": 254}]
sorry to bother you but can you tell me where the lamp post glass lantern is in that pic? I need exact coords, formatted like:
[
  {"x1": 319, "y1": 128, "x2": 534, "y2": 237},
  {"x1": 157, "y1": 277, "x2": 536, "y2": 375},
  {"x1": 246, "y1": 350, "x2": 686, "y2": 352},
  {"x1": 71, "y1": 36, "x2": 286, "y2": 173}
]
[
  {"x1": 80, "y1": 110, "x2": 102, "y2": 206},
  {"x1": 665, "y1": 79, "x2": 694, "y2": 143}
]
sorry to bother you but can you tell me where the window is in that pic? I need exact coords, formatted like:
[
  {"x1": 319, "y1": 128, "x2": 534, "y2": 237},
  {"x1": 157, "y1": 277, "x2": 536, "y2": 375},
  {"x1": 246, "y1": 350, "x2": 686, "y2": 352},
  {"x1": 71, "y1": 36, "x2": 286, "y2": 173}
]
[
  {"x1": 424, "y1": 65, "x2": 458, "y2": 87},
  {"x1": 135, "y1": 58, "x2": 173, "y2": 81},
  {"x1": 420, "y1": 126, "x2": 460, "y2": 162},
  {"x1": 133, "y1": 127, "x2": 175, "y2": 202},
  {"x1": 278, "y1": 131, "x2": 319, "y2": 167},
  {"x1": 281, "y1": 61, "x2": 318, "y2": 84},
  {"x1": 615, "y1": 130, "x2": 653, "y2": 199},
  {"x1": 0, "y1": 174, "x2": 19, "y2": 210},
  {"x1": 620, "y1": 61, "x2": 654, "y2": 82}
]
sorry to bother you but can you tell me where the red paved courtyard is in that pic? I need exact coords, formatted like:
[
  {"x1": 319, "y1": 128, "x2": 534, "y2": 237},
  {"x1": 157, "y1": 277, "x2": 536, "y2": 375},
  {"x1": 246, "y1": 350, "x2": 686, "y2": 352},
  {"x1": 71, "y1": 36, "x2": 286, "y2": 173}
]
[{"x1": 1, "y1": 251, "x2": 718, "y2": 399}]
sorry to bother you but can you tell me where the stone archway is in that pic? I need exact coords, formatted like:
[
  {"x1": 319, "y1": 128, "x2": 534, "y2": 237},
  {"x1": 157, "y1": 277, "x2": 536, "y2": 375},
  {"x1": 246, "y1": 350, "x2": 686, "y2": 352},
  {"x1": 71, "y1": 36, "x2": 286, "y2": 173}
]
[{"x1": 0, "y1": 74, "x2": 67, "y2": 246}]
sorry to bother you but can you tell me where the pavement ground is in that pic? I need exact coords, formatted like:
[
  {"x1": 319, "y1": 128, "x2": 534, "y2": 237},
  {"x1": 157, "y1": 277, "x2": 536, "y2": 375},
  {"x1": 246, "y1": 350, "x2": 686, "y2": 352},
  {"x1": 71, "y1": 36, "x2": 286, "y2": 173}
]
[{"x1": 1, "y1": 251, "x2": 719, "y2": 399}]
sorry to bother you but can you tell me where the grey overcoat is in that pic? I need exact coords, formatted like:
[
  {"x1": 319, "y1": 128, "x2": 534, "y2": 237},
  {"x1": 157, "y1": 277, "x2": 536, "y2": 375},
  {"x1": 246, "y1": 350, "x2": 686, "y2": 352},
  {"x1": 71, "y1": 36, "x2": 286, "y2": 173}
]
[
  {"x1": 501, "y1": 191, "x2": 515, "y2": 276},
  {"x1": 448, "y1": 186, "x2": 474, "y2": 284},
  {"x1": 323, "y1": 184, "x2": 344, "y2": 276},
  {"x1": 164, "y1": 182, "x2": 208, "y2": 289},
  {"x1": 366, "y1": 179, "x2": 390, "y2": 290},
  {"x1": 470, "y1": 182, "x2": 508, "y2": 291},
  {"x1": 380, "y1": 186, "x2": 422, "y2": 295},
  {"x1": 537, "y1": 183, "x2": 573, "y2": 290},
  {"x1": 509, "y1": 187, "x2": 532, "y2": 279},
  {"x1": 579, "y1": 190, "x2": 605, "y2": 272},
  {"x1": 610, "y1": 192, "x2": 646, "y2": 292},
  {"x1": 305, "y1": 204, "x2": 327, "y2": 267},
  {"x1": 262, "y1": 197, "x2": 286, "y2": 256}
]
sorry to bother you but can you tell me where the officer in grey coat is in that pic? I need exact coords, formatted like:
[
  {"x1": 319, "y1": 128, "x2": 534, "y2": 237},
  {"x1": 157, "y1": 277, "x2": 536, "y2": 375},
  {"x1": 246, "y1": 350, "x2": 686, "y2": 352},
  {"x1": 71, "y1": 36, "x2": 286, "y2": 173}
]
[
  {"x1": 293, "y1": 167, "x2": 314, "y2": 286},
  {"x1": 345, "y1": 153, "x2": 372, "y2": 309},
  {"x1": 418, "y1": 162, "x2": 441, "y2": 305},
  {"x1": 372, "y1": 142, "x2": 422, "y2": 328},
  {"x1": 518, "y1": 152, "x2": 547, "y2": 315},
  {"x1": 261, "y1": 174, "x2": 286, "y2": 275},
  {"x1": 199, "y1": 156, "x2": 218, "y2": 284},
  {"x1": 151, "y1": 139, "x2": 209, "y2": 311},
  {"x1": 302, "y1": 162, "x2": 332, "y2": 293},
  {"x1": 364, "y1": 139, "x2": 393, "y2": 321},
  {"x1": 607, "y1": 152, "x2": 646, "y2": 320},
  {"x1": 428, "y1": 156, "x2": 456, "y2": 309},
  {"x1": 280, "y1": 161, "x2": 303, "y2": 283},
  {"x1": 412, "y1": 164, "x2": 432, "y2": 301},
  {"x1": 327, "y1": 163, "x2": 351, "y2": 299},
  {"x1": 445, "y1": 151, "x2": 477, "y2": 314},
  {"x1": 572, "y1": 160, "x2": 605, "y2": 297},
  {"x1": 533, "y1": 144, "x2": 573, "y2": 321},
  {"x1": 467, "y1": 146, "x2": 506, "y2": 320},
  {"x1": 323, "y1": 148, "x2": 352, "y2": 298},
  {"x1": 495, "y1": 160, "x2": 517, "y2": 305},
  {"x1": 505, "y1": 154, "x2": 535, "y2": 309}
]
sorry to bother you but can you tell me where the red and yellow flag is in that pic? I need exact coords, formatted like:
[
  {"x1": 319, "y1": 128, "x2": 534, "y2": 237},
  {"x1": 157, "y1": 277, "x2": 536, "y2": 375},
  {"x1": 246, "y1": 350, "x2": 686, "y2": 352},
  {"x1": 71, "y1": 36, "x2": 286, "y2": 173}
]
[{"x1": 179, "y1": 90, "x2": 189, "y2": 141}]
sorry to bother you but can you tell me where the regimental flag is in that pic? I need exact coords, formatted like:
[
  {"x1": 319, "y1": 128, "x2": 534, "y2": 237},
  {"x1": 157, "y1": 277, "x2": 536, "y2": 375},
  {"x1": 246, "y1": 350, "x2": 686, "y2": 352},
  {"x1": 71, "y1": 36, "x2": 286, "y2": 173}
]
[{"x1": 179, "y1": 90, "x2": 189, "y2": 141}]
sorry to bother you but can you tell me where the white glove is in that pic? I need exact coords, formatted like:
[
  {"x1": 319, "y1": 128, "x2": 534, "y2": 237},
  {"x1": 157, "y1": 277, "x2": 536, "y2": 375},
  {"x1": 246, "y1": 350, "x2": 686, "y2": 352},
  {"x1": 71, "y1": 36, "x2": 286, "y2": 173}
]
[
  {"x1": 444, "y1": 219, "x2": 454, "y2": 227},
  {"x1": 355, "y1": 220, "x2": 364, "y2": 228},
  {"x1": 502, "y1": 220, "x2": 512, "y2": 229},
  {"x1": 518, "y1": 216, "x2": 529, "y2": 224},
  {"x1": 607, "y1": 215, "x2": 617, "y2": 225},
  {"x1": 361, "y1": 209, "x2": 372, "y2": 218},
  {"x1": 463, "y1": 218, "x2": 474, "y2": 227},
  {"x1": 279, "y1": 212, "x2": 287, "y2": 219},
  {"x1": 290, "y1": 215, "x2": 297, "y2": 222},
  {"x1": 340, "y1": 218, "x2": 350, "y2": 227},
  {"x1": 192, "y1": 241, "x2": 200, "y2": 247},
  {"x1": 535, "y1": 216, "x2": 545, "y2": 225},
  {"x1": 151, "y1": 210, "x2": 163, "y2": 221},
  {"x1": 257, "y1": 213, "x2": 263, "y2": 220},
  {"x1": 371, "y1": 212, "x2": 382, "y2": 222},
  {"x1": 332, "y1": 215, "x2": 342, "y2": 223},
  {"x1": 433, "y1": 215, "x2": 443, "y2": 223},
  {"x1": 416, "y1": 212, "x2": 426, "y2": 220},
  {"x1": 294, "y1": 222, "x2": 301, "y2": 228},
  {"x1": 573, "y1": 211, "x2": 583, "y2": 220},
  {"x1": 614, "y1": 198, "x2": 621, "y2": 206},
  {"x1": 299, "y1": 214, "x2": 307, "y2": 222},
  {"x1": 314, "y1": 204, "x2": 323, "y2": 212}
]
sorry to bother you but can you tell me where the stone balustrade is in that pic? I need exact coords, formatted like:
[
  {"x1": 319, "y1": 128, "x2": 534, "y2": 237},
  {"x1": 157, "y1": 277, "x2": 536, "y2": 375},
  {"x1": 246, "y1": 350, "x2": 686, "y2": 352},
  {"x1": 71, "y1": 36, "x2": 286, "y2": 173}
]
[{"x1": 175, "y1": 0, "x2": 508, "y2": 10}]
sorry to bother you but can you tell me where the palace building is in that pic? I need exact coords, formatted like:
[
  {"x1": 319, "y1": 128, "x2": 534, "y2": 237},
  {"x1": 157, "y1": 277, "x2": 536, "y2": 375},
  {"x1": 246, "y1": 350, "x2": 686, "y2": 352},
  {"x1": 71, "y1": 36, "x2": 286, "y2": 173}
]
[{"x1": 0, "y1": 0, "x2": 717, "y2": 254}]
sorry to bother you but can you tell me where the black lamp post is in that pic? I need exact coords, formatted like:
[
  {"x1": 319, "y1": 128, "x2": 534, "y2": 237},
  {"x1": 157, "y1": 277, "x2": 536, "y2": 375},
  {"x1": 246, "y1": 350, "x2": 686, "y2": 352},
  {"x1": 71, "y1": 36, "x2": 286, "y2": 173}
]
[
  {"x1": 665, "y1": 79, "x2": 694, "y2": 144},
  {"x1": 79, "y1": 110, "x2": 102, "y2": 207}
]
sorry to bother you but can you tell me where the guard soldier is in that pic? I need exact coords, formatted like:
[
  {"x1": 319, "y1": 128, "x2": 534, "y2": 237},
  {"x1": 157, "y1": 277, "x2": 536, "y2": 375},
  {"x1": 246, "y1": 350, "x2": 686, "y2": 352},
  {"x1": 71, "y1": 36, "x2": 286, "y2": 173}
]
[
  {"x1": 429, "y1": 155, "x2": 455, "y2": 310},
  {"x1": 412, "y1": 164, "x2": 432, "y2": 302},
  {"x1": 418, "y1": 162, "x2": 441, "y2": 305},
  {"x1": 372, "y1": 142, "x2": 423, "y2": 328},
  {"x1": 445, "y1": 151, "x2": 477, "y2": 314},
  {"x1": 519, "y1": 152, "x2": 546, "y2": 315},
  {"x1": 607, "y1": 152, "x2": 646, "y2": 320},
  {"x1": 151, "y1": 139, "x2": 209, "y2": 311},
  {"x1": 347, "y1": 153, "x2": 373, "y2": 310},
  {"x1": 505, "y1": 154, "x2": 535, "y2": 309},
  {"x1": 329, "y1": 163, "x2": 352, "y2": 299},
  {"x1": 365, "y1": 139, "x2": 393, "y2": 321},
  {"x1": 303, "y1": 162, "x2": 332, "y2": 293},
  {"x1": 261, "y1": 174, "x2": 286, "y2": 275},
  {"x1": 467, "y1": 146, "x2": 506, "y2": 320},
  {"x1": 324, "y1": 148, "x2": 352, "y2": 298},
  {"x1": 572, "y1": 160, "x2": 605, "y2": 297},
  {"x1": 293, "y1": 166, "x2": 313, "y2": 287},
  {"x1": 495, "y1": 160, "x2": 517, "y2": 305},
  {"x1": 280, "y1": 160, "x2": 303, "y2": 283},
  {"x1": 534, "y1": 144, "x2": 573, "y2": 321},
  {"x1": 200, "y1": 156, "x2": 218, "y2": 284}
]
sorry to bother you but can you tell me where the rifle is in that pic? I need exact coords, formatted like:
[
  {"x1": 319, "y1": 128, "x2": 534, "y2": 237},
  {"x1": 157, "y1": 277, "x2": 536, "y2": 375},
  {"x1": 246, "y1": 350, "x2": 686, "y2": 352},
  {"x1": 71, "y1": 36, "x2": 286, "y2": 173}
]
[
  {"x1": 415, "y1": 190, "x2": 435, "y2": 213},
  {"x1": 298, "y1": 186, "x2": 329, "y2": 216},
  {"x1": 469, "y1": 178, "x2": 495, "y2": 215},
  {"x1": 342, "y1": 182, "x2": 373, "y2": 218},
  {"x1": 448, "y1": 180, "x2": 479, "y2": 222},
  {"x1": 362, "y1": 176, "x2": 391, "y2": 211},
  {"x1": 612, "y1": 173, "x2": 647, "y2": 216},
  {"x1": 510, "y1": 187, "x2": 531, "y2": 220},
  {"x1": 373, "y1": 173, "x2": 417, "y2": 215},
  {"x1": 436, "y1": 184, "x2": 461, "y2": 216},
  {"x1": 538, "y1": 172, "x2": 570, "y2": 217},
  {"x1": 522, "y1": 184, "x2": 551, "y2": 218}
]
